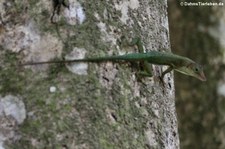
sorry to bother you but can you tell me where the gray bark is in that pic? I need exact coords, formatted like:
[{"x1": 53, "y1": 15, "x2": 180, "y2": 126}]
[{"x1": 0, "y1": 0, "x2": 179, "y2": 148}]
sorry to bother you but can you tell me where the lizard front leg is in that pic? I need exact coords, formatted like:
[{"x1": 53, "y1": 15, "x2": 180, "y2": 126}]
[{"x1": 158, "y1": 66, "x2": 173, "y2": 86}]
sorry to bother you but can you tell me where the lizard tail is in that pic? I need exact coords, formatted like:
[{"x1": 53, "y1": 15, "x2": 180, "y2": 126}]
[
  {"x1": 21, "y1": 53, "x2": 147, "y2": 65},
  {"x1": 19, "y1": 56, "x2": 118, "y2": 66}
]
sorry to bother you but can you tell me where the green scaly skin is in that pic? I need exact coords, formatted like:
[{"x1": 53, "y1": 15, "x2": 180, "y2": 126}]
[{"x1": 21, "y1": 38, "x2": 206, "y2": 81}]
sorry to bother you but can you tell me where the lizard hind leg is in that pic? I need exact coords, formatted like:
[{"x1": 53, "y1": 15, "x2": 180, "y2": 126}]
[
  {"x1": 51, "y1": 0, "x2": 70, "y2": 23},
  {"x1": 126, "y1": 37, "x2": 153, "y2": 79},
  {"x1": 125, "y1": 37, "x2": 145, "y2": 53},
  {"x1": 136, "y1": 61, "x2": 153, "y2": 81}
]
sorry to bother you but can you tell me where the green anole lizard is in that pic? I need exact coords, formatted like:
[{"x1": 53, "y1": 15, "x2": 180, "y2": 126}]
[{"x1": 21, "y1": 38, "x2": 206, "y2": 82}]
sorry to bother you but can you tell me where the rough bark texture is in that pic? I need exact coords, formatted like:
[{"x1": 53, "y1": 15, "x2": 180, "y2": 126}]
[{"x1": 0, "y1": 0, "x2": 179, "y2": 148}]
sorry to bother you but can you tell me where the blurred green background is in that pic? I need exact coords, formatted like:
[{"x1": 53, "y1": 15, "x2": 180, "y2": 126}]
[{"x1": 168, "y1": 0, "x2": 225, "y2": 148}]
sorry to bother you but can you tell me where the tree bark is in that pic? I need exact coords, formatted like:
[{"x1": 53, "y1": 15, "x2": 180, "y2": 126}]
[{"x1": 0, "y1": 0, "x2": 179, "y2": 148}]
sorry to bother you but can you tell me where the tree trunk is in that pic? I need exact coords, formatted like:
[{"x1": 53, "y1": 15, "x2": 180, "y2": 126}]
[{"x1": 0, "y1": 0, "x2": 179, "y2": 148}]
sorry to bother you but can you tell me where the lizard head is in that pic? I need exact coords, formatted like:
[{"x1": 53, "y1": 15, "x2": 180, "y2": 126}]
[{"x1": 175, "y1": 62, "x2": 206, "y2": 81}]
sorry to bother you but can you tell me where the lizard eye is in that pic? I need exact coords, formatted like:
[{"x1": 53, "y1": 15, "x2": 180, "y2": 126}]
[
  {"x1": 195, "y1": 67, "x2": 199, "y2": 72},
  {"x1": 194, "y1": 65, "x2": 202, "y2": 72}
]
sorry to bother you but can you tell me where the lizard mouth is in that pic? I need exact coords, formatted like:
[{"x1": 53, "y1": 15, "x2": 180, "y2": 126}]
[{"x1": 198, "y1": 72, "x2": 207, "y2": 81}]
